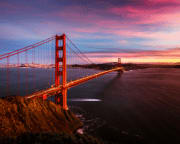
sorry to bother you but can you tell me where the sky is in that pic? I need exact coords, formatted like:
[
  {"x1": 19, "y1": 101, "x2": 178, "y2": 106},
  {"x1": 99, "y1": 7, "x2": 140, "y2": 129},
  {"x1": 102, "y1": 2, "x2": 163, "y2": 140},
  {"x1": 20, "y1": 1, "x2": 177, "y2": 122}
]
[{"x1": 0, "y1": 0, "x2": 180, "y2": 63}]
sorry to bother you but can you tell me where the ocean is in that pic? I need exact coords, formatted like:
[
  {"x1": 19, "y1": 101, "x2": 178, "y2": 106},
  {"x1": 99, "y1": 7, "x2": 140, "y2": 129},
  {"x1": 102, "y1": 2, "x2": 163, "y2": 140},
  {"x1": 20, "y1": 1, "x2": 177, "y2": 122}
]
[{"x1": 1, "y1": 68, "x2": 180, "y2": 143}]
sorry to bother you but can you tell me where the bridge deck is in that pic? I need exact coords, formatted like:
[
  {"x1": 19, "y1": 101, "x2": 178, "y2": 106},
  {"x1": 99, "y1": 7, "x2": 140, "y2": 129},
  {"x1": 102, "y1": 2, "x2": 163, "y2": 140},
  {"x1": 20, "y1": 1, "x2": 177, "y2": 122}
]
[{"x1": 25, "y1": 67, "x2": 124, "y2": 99}]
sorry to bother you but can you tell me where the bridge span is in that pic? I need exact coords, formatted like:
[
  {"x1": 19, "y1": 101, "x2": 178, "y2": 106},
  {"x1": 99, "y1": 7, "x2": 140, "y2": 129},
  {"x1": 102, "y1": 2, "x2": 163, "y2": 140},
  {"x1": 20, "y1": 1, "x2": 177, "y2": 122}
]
[
  {"x1": 25, "y1": 67, "x2": 124, "y2": 99},
  {"x1": 0, "y1": 34, "x2": 124, "y2": 110}
]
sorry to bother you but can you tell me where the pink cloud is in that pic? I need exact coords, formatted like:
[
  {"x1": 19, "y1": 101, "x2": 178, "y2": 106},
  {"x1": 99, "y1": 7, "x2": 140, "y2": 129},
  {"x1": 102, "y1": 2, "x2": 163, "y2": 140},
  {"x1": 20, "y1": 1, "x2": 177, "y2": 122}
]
[
  {"x1": 113, "y1": 29, "x2": 180, "y2": 41},
  {"x1": 108, "y1": 3, "x2": 180, "y2": 26},
  {"x1": 51, "y1": 3, "x2": 180, "y2": 39},
  {"x1": 117, "y1": 40, "x2": 128, "y2": 46},
  {"x1": 1, "y1": 0, "x2": 180, "y2": 56}
]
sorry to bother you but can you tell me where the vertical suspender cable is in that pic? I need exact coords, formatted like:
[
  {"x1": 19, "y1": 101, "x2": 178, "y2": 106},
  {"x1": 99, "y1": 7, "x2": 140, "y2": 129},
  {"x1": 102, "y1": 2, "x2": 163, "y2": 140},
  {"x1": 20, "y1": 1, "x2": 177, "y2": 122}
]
[
  {"x1": 6, "y1": 57, "x2": 9, "y2": 96},
  {"x1": 17, "y1": 53, "x2": 20, "y2": 96}
]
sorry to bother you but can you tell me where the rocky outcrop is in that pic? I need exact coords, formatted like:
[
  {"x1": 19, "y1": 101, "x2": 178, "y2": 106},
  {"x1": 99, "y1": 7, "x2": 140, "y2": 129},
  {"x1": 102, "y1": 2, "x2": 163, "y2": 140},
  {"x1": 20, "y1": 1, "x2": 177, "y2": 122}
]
[{"x1": 0, "y1": 96, "x2": 82, "y2": 137}]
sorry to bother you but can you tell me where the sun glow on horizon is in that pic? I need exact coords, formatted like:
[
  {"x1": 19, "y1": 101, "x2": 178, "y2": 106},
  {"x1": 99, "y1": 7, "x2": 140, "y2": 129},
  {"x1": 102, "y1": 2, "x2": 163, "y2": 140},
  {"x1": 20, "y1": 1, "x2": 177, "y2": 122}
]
[{"x1": 90, "y1": 57, "x2": 180, "y2": 64}]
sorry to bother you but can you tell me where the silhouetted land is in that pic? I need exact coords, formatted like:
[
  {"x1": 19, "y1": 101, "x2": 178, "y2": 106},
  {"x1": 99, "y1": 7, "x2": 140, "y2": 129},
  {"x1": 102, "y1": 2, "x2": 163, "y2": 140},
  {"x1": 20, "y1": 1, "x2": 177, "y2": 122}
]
[{"x1": 71, "y1": 63, "x2": 180, "y2": 71}]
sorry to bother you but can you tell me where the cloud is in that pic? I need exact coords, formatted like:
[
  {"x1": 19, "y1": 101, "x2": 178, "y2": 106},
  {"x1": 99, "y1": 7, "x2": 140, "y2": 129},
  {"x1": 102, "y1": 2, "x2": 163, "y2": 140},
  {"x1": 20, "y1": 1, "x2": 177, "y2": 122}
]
[
  {"x1": 118, "y1": 40, "x2": 128, "y2": 45},
  {"x1": 0, "y1": 24, "x2": 41, "y2": 40},
  {"x1": 1, "y1": 0, "x2": 180, "y2": 63},
  {"x1": 85, "y1": 48, "x2": 180, "y2": 63}
]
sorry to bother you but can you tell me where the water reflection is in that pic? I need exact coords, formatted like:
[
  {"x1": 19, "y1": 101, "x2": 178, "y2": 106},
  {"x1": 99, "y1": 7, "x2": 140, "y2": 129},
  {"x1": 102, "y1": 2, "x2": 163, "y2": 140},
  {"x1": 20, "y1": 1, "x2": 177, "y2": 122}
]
[{"x1": 68, "y1": 98, "x2": 101, "y2": 102}]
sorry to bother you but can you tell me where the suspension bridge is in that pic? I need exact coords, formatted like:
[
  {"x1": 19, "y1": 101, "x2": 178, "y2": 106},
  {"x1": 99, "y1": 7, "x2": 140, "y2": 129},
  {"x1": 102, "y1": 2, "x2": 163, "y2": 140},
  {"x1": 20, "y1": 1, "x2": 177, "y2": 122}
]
[{"x1": 0, "y1": 34, "x2": 124, "y2": 110}]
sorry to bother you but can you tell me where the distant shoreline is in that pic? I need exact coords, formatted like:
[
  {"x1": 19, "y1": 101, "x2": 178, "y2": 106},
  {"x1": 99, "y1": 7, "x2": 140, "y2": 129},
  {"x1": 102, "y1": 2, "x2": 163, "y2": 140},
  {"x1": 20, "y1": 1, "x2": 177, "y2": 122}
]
[
  {"x1": 71, "y1": 63, "x2": 180, "y2": 71},
  {"x1": 0, "y1": 63, "x2": 180, "y2": 70}
]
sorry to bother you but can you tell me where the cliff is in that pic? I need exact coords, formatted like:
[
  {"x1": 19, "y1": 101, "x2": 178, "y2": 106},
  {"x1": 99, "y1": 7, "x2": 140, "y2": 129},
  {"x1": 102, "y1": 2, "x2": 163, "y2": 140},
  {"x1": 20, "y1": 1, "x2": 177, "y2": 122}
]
[
  {"x1": 0, "y1": 96, "x2": 103, "y2": 144},
  {"x1": 0, "y1": 96, "x2": 82, "y2": 137}
]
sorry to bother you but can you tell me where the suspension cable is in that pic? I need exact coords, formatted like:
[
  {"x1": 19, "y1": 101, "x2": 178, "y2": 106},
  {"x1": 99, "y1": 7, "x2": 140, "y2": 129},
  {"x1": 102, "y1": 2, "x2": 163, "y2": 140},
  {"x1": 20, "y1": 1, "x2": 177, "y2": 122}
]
[
  {"x1": 0, "y1": 36, "x2": 55, "y2": 60},
  {"x1": 67, "y1": 44, "x2": 91, "y2": 64},
  {"x1": 66, "y1": 36, "x2": 94, "y2": 64}
]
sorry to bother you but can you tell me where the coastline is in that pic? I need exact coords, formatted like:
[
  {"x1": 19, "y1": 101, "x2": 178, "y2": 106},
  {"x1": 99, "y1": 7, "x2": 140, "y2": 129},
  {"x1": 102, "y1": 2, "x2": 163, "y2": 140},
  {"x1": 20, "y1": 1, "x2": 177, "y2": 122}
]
[{"x1": 1, "y1": 63, "x2": 180, "y2": 71}]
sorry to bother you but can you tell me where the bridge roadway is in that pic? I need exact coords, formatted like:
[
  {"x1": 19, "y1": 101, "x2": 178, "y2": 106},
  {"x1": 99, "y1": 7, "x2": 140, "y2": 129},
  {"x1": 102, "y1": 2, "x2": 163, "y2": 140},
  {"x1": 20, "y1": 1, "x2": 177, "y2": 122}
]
[{"x1": 25, "y1": 67, "x2": 124, "y2": 99}]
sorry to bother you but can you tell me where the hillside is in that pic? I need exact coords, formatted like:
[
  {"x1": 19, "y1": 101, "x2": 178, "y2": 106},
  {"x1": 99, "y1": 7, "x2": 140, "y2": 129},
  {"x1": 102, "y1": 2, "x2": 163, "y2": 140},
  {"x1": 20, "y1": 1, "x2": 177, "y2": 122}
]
[
  {"x1": 0, "y1": 96, "x2": 82, "y2": 137},
  {"x1": 0, "y1": 96, "x2": 103, "y2": 144}
]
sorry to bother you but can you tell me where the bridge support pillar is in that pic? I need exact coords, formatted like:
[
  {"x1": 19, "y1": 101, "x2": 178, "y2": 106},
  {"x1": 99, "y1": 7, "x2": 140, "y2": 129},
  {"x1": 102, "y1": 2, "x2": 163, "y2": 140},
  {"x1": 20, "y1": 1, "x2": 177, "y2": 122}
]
[
  {"x1": 55, "y1": 94, "x2": 61, "y2": 104},
  {"x1": 62, "y1": 88, "x2": 68, "y2": 110},
  {"x1": 55, "y1": 34, "x2": 68, "y2": 110},
  {"x1": 117, "y1": 58, "x2": 123, "y2": 75},
  {"x1": 42, "y1": 94, "x2": 47, "y2": 100}
]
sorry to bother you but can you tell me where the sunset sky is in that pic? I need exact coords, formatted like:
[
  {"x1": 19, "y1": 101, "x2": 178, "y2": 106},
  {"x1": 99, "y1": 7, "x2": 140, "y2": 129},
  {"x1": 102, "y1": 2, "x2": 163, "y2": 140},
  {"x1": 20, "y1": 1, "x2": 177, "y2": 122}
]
[{"x1": 0, "y1": 0, "x2": 180, "y2": 63}]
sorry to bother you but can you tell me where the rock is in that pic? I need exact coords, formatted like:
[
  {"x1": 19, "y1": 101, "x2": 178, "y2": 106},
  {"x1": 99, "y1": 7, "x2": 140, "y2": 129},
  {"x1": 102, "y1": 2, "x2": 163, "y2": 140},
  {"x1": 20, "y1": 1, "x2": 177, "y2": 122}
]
[{"x1": 0, "y1": 96, "x2": 82, "y2": 137}]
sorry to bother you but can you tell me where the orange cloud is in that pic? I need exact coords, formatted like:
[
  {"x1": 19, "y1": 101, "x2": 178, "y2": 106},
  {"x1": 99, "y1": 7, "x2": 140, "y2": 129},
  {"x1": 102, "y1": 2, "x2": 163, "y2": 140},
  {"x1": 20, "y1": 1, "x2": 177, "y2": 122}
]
[{"x1": 85, "y1": 48, "x2": 180, "y2": 63}]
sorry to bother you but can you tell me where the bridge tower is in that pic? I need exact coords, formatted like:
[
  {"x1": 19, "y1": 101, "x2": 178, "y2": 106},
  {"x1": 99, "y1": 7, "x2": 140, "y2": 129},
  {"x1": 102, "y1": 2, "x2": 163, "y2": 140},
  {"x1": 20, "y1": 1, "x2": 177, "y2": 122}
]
[
  {"x1": 117, "y1": 58, "x2": 122, "y2": 75},
  {"x1": 118, "y1": 58, "x2": 121, "y2": 65},
  {"x1": 55, "y1": 34, "x2": 68, "y2": 110}
]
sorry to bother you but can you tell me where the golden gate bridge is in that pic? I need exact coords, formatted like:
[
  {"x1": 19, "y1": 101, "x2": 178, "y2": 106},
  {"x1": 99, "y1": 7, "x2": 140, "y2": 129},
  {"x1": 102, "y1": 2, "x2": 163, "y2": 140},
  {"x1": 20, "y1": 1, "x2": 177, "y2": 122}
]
[{"x1": 0, "y1": 34, "x2": 124, "y2": 110}]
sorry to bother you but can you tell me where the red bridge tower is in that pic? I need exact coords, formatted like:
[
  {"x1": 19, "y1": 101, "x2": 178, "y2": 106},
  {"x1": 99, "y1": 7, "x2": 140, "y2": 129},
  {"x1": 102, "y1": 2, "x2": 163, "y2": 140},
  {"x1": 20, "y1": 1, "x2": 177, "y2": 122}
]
[{"x1": 55, "y1": 34, "x2": 68, "y2": 110}]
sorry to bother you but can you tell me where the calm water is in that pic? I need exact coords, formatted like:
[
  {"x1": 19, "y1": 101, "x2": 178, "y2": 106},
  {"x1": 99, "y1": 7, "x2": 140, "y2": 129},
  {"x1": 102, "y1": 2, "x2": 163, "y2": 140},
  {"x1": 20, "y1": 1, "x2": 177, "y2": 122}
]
[
  {"x1": 68, "y1": 68, "x2": 180, "y2": 143},
  {"x1": 1, "y1": 68, "x2": 180, "y2": 143}
]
